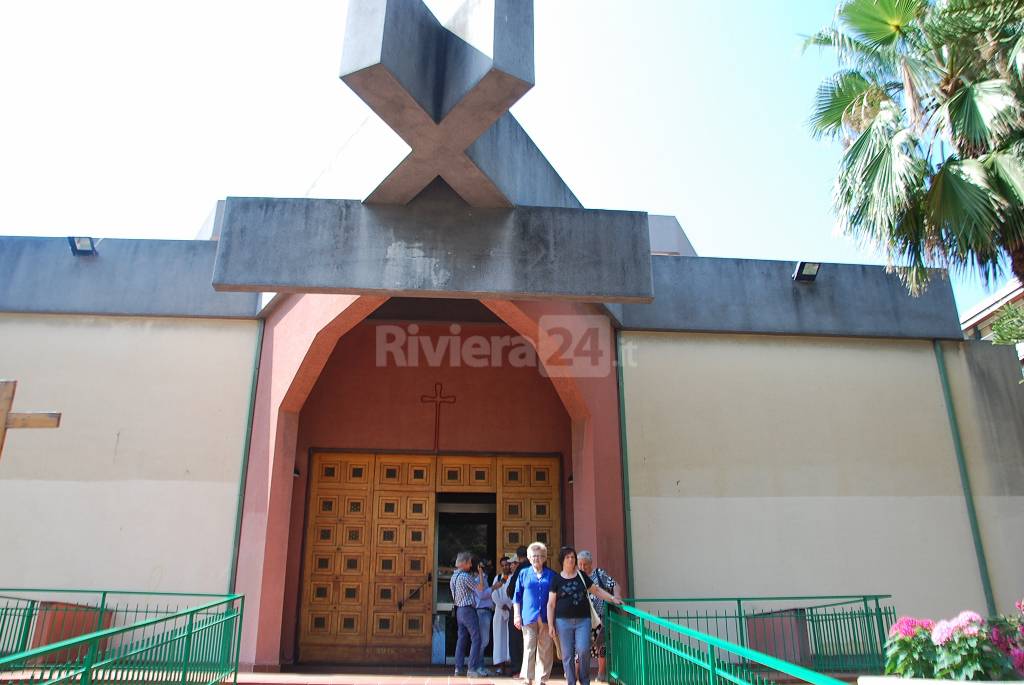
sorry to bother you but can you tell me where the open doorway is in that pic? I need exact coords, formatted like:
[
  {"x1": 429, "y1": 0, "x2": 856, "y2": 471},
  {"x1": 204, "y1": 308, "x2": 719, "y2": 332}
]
[{"x1": 434, "y1": 494, "x2": 497, "y2": 664}]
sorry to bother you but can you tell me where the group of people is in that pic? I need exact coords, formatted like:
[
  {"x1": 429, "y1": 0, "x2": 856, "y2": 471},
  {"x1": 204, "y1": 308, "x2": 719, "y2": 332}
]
[{"x1": 449, "y1": 543, "x2": 623, "y2": 684}]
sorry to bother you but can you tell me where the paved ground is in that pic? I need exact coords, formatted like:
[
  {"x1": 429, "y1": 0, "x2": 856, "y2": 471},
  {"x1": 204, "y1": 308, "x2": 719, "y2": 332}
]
[{"x1": 237, "y1": 669, "x2": 570, "y2": 685}]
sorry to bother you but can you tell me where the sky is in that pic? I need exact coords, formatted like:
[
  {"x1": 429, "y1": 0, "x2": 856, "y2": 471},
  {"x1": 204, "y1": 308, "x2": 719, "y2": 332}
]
[{"x1": 0, "y1": 0, "x2": 1013, "y2": 315}]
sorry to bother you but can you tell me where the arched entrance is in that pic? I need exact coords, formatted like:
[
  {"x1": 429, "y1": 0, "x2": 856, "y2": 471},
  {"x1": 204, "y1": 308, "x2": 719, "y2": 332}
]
[{"x1": 233, "y1": 294, "x2": 626, "y2": 670}]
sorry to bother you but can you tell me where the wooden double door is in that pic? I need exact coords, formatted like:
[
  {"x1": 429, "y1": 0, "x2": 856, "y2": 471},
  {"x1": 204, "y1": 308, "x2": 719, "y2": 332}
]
[{"x1": 298, "y1": 452, "x2": 561, "y2": 665}]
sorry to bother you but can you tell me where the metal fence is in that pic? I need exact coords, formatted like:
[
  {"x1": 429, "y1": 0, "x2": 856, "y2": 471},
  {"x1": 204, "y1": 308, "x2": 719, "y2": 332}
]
[
  {"x1": 620, "y1": 595, "x2": 895, "y2": 676},
  {"x1": 607, "y1": 602, "x2": 850, "y2": 685},
  {"x1": 0, "y1": 590, "x2": 243, "y2": 685}
]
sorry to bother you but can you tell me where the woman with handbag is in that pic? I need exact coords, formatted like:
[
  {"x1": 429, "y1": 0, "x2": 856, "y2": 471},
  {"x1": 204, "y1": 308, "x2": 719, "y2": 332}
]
[
  {"x1": 578, "y1": 550, "x2": 621, "y2": 682},
  {"x1": 546, "y1": 546, "x2": 622, "y2": 685}
]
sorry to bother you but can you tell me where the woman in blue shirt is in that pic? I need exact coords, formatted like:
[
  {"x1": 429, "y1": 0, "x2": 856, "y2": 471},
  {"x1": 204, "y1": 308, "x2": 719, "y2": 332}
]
[{"x1": 513, "y1": 541, "x2": 557, "y2": 684}]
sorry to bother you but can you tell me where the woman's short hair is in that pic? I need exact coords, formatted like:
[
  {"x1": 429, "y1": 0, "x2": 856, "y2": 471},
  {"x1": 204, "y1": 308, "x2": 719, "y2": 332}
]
[
  {"x1": 577, "y1": 550, "x2": 593, "y2": 562},
  {"x1": 527, "y1": 541, "x2": 547, "y2": 558},
  {"x1": 558, "y1": 545, "x2": 576, "y2": 567}
]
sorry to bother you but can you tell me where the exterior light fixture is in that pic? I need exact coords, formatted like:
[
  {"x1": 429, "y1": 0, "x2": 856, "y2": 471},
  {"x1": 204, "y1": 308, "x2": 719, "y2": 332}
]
[
  {"x1": 67, "y1": 237, "x2": 98, "y2": 256},
  {"x1": 792, "y1": 261, "x2": 820, "y2": 282}
]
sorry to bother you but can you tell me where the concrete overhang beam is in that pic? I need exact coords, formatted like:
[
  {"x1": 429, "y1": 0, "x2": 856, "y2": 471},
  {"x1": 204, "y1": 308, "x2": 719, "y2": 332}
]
[{"x1": 211, "y1": 183, "x2": 653, "y2": 303}]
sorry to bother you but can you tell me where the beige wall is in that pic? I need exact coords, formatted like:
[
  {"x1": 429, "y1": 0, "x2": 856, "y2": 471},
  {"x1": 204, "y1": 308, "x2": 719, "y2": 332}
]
[
  {"x1": 621, "y1": 332, "x2": 1023, "y2": 620},
  {"x1": 0, "y1": 313, "x2": 259, "y2": 592},
  {"x1": 941, "y1": 341, "x2": 1024, "y2": 614}
]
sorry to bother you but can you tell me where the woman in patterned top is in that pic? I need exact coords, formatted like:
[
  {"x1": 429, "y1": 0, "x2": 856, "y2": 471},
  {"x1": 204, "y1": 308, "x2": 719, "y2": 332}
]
[
  {"x1": 577, "y1": 550, "x2": 621, "y2": 683},
  {"x1": 546, "y1": 546, "x2": 621, "y2": 685}
]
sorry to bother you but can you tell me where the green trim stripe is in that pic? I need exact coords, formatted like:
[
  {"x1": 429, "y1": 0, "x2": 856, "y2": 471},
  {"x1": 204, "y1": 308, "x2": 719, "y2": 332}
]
[
  {"x1": 228, "y1": 319, "x2": 265, "y2": 593},
  {"x1": 932, "y1": 340, "x2": 997, "y2": 616},
  {"x1": 616, "y1": 331, "x2": 637, "y2": 595}
]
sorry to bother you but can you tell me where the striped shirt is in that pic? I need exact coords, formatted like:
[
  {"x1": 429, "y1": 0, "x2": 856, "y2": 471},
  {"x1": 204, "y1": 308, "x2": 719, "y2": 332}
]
[{"x1": 450, "y1": 569, "x2": 478, "y2": 607}]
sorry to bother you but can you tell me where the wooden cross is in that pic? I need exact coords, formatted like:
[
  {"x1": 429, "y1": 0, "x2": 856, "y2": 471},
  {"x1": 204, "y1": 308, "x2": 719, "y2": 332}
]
[
  {"x1": 420, "y1": 382, "x2": 455, "y2": 453},
  {"x1": 0, "y1": 380, "x2": 61, "y2": 461}
]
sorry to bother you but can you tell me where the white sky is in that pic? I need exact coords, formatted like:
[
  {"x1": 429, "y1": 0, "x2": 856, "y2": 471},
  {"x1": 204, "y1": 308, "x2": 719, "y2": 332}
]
[{"x1": 0, "y1": 0, "x2": 1011, "y2": 312}]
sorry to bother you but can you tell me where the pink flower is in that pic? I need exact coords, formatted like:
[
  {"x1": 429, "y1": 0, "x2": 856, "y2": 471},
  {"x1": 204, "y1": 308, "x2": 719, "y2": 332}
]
[
  {"x1": 1010, "y1": 647, "x2": 1024, "y2": 673},
  {"x1": 992, "y1": 627, "x2": 1007, "y2": 650},
  {"x1": 1014, "y1": 598, "x2": 1024, "y2": 614},
  {"x1": 961, "y1": 623, "x2": 980, "y2": 637},
  {"x1": 953, "y1": 610, "x2": 984, "y2": 627},
  {"x1": 932, "y1": 620, "x2": 956, "y2": 646},
  {"x1": 890, "y1": 616, "x2": 935, "y2": 638}
]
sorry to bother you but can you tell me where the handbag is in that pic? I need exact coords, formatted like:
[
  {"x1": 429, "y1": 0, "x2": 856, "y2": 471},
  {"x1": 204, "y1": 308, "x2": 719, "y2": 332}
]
[
  {"x1": 578, "y1": 570, "x2": 603, "y2": 629},
  {"x1": 550, "y1": 624, "x2": 563, "y2": 660}
]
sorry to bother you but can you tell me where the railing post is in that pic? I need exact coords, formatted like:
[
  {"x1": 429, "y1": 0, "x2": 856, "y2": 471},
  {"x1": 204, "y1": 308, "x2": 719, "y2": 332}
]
[
  {"x1": 95, "y1": 592, "x2": 108, "y2": 631},
  {"x1": 871, "y1": 598, "x2": 887, "y2": 670},
  {"x1": 637, "y1": 613, "x2": 648, "y2": 684},
  {"x1": 736, "y1": 599, "x2": 746, "y2": 648},
  {"x1": 16, "y1": 599, "x2": 37, "y2": 654},
  {"x1": 80, "y1": 636, "x2": 99, "y2": 685},
  {"x1": 180, "y1": 611, "x2": 195, "y2": 685},
  {"x1": 233, "y1": 596, "x2": 244, "y2": 685},
  {"x1": 707, "y1": 643, "x2": 718, "y2": 685}
]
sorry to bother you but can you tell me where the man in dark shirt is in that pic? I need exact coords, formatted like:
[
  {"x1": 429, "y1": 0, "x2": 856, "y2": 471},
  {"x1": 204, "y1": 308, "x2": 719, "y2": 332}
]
[{"x1": 505, "y1": 546, "x2": 529, "y2": 677}]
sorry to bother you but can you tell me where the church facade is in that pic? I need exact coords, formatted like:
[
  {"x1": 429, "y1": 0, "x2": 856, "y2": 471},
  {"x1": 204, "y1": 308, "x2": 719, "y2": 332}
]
[{"x1": 1, "y1": 0, "x2": 1023, "y2": 673}]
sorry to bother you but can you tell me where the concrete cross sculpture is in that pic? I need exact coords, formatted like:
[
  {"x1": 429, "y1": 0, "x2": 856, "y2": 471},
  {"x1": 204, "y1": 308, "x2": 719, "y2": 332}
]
[
  {"x1": 211, "y1": 0, "x2": 655, "y2": 303},
  {"x1": 341, "y1": 0, "x2": 534, "y2": 207},
  {"x1": 0, "y1": 380, "x2": 61, "y2": 461}
]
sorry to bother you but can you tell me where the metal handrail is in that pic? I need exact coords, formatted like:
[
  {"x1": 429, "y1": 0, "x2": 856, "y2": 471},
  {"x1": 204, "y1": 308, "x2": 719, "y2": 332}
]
[
  {"x1": 608, "y1": 603, "x2": 848, "y2": 685},
  {"x1": 0, "y1": 595, "x2": 242, "y2": 666}
]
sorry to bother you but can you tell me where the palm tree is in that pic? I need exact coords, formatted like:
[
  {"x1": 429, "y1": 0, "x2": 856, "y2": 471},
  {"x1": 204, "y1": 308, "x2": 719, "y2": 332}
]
[{"x1": 806, "y1": 0, "x2": 1024, "y2": 292}]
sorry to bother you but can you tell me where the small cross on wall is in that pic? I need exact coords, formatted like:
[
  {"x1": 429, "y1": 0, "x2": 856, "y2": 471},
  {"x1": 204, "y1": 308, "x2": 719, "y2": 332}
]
[
  {"x1": 0, "y1": 380, "x2": 62, "y2": 461},
  {"x1": 420, "y1": 382, "x2": 455, "y2": 453}
]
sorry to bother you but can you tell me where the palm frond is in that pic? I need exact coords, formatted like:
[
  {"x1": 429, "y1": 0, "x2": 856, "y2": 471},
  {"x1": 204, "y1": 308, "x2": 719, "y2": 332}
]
[
  {"x1": 835, "y1": 103, "x2": 928, "y2": 248},
  {"x1": 940, "y1": 79, "x2": 1020, "y2": 153},
  {"x1": 802, "y1": 27, "x2": 897, "y2": 76},
  {"x1": 984, "y1": 147, "x2": 1024, "y2": 246},
  {"x1": 926, "y1": 158, "x2": 1007, "y2": 281},
  {"x1": 1010, "y1": 32, "x2": 1024, "y2": 80},
  {"x1": 810, "y1": 71, "x2": 891, "y2": 140},
  {"x1": 985, "y1": 148, "x2": 1024, "y2": 203},
  {"x1": 839, "y1": 0, "x2": 925, "y2": 49}
]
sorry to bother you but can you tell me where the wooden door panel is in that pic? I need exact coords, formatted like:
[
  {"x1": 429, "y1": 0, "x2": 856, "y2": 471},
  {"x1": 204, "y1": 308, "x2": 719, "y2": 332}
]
[
  {"x1": 299, "y1": 453, "x2": 375, "y2": 658},
  {"x1": 496, "y1": 456, "x2": 561, "y2": 563},
  {"x1": 300, "y1": 451, "x2": 558, "y2": 664},
  {"x1": 437, "y1": 455, "x2": 495, "y2": 492}
]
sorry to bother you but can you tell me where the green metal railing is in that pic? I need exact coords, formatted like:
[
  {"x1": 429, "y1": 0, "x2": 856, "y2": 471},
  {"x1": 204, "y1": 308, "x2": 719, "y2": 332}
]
[
  {"x1": 608, "y1": 602, "x2": 849, "y2": 685},
  {"x1": 0, "y1": 590, "x2": 243, "y2": 685},
  {"x1": 614, "y1": 595, "x2": 895, "y2": 679}
]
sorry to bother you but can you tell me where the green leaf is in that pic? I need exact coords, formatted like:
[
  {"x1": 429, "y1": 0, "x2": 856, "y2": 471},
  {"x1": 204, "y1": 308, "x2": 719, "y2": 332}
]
[
  {"x1": 926, "y1": 158, "x2": 1005, "y2": 264},
  {"x1": 992, "y1": 303, "x2": 1024, "y2": 345},
  {"x1": 802, "y1": 27, "x2": 896, "y2": 75},
  {"x1": 810, "y1": 70, "x2": 889, "y2": 138},
  {"x1": 942, "y1": 80, "x2": 1020, "y2": 152},
  {"x1": 840, "y1": 0, "x2": 924, "y2": 48},
  {"x1": 985, "y1": 149, "x2": 1024, "y2": 203},
  {"x1": 1011, "y1": 32, "x2": 1024, "y2": 80}
]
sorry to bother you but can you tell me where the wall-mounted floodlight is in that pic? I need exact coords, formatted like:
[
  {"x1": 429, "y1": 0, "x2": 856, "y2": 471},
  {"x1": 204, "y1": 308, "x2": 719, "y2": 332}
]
[
  {"x1": 67, "y1": 237, "x2": 98, "y2": 256},
  {"x1": 793, "y1": 261, "x2": 820, "y2": 282}
]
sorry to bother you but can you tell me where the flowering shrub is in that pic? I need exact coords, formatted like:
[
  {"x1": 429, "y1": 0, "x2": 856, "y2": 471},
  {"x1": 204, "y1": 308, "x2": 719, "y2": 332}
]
[
  {"x1": 886, "y1": 616, "x2": 937, "y2": 678},
  {"x1": 930, "y1": 611, "x2": 1013, "y2": 681},
  {"x1": 884, "y1": 602, "x2": 1024, "y2": 680},
  {"x1": 989, "y1": 600, "x2": 1024, "y2": 677}
]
